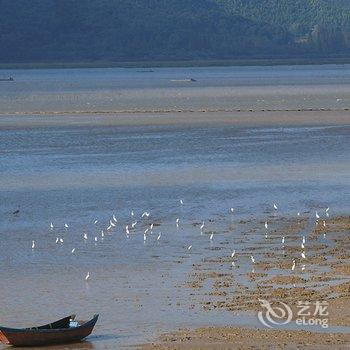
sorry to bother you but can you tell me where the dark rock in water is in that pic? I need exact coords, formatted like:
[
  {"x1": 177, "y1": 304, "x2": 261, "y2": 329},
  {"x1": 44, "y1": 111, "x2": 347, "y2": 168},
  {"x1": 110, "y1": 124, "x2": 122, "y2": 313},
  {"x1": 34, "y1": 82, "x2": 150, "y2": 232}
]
[{"x1": 0, "y1": 77, "x2": 14, "y2": 81}]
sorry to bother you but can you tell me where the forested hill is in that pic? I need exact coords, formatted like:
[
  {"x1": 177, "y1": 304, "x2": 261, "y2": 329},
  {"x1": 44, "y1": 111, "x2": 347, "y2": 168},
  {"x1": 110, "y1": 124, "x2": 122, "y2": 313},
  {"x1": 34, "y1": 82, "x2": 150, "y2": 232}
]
[{"x1": 1, "y1": 0, "x2": 350, "y2": 64}]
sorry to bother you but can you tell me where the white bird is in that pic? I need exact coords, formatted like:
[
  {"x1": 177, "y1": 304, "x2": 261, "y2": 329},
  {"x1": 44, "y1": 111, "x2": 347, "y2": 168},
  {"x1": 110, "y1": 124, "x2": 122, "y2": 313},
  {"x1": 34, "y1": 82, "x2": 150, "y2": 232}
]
[
  {"x1": 188, "y1": 245, "x2": 192, "y2": 250},
  {"x1": 83, "y1": 233, "x2": 88, "y2": 240},
  {"x1": 85, "y1": 272, "x2": 90, "y2": 281},
  {"x1": 110, "y1": 220, "x2": 116, "y2": 227},
  {"x1": 301, "y1": 264, "x2": 305, "y2": 271},
  {"x1": 141, "y1": 212, "x2": 150, "y2": 218},
  {"x1": 325, "y1": 207, "x2": 330, "y2": 213},
  {"x1": 107, "y1": 225, "x2": 112, "y2": 231},
  {"x1": 101, "y1": 231, "x2": 104, "y2": 238},
  {"x1": 230, "y1": 208, "x2": 234, "y2": 213},
  {"x1": 292, "y1": 259, "x2": 296, "y2": 271},
  {"x1": 180, "y1": 199, "x2": 183, "y2": 205},
  {"x1": 176, "y1": 218, "x2": 179, "y2": 228},
  {"x1": 282, "y1": 236, "x2": 285, "y2": 245},
  {"x1": 301, "y1": 242, "x2": 305, "y2": 249},
  {"x1": 131, "y1": 211, "x2": 134, "y2": 217},
  {"x1": 150, "y1": 223, "x2": 154, "y2": 230},
  {"x1": 231, "y1": 261, "x2": 236, "y2": 267},
  {"x1": 264, "y1": 221, "x2": 268, "y2": 229},
  {"x1": 55, "y1": 237, "x2": 59, "y2": 244},
  {"x1": 231, "y1": 250, "x2": 236, "y2": 257},
  {"x1": 157, "y1": 232, "x2": 161, "y2": 241},
  {"x1": 250, "y1": 255, "x2": 255, "y2": 264},
  {"x1": 94, "y1": 219, "x2": 98, "y2": 225},
  {"x1": 326, "y1": 212, "x2": 329, "y2": 218},
  {"x1": 71, "y1": 248, "x2": 76, "y2": 254},
  {"x1": 323, "y1": 220, "x2": 326, "y2": 227},
  {"x1": 210, "y1": 233, "x2": 214, "y2": 240},
  {"x1": 200, "y1": 221, "x2": 205, "y2": 230},
  {"x1": 31, "y1": 240, "x2": 35, "y2": 249},
  {"x1": 301, "y1": 252, "x2": 306, "y2": 259},
  {"x1": 143, "y1": 233, "x2": 147, "y2": 241},
  {"x1": 131, "y1": 221, "x2": 137, "y2": 228},
  {"x1": 144, "y1": 228, "x2": 149, "y2": 234},
  {"x1": 59, "y1": 238, "x2": 64, "y2": 243},
  {"x1": 273, "y1": 203, "x2": 278, "y2": 210},
  {"x1": 316, "y1": 211, "x2": 320, "y2": 219},
  {"x1": 50, "y1": 222, "x2": 54, "y2": 230},
  {"x1": 112, "y1": 214, "x2": 117, "y2": 222},
  {"x1": 94, "y1": 237, "x2": 97, "y2": 242},
  {"x1": 64, "y1": 223, "x2": 69, "y2": 229},
  {"x1": 302, "y1": 236, "x2": 306, "y2": 244},
  {"x1": 125, "y1": 225, "x2": 130, "y2": 234},
  {"x1": 297, "y1": 212, "x2": 300, "y2": 216}
]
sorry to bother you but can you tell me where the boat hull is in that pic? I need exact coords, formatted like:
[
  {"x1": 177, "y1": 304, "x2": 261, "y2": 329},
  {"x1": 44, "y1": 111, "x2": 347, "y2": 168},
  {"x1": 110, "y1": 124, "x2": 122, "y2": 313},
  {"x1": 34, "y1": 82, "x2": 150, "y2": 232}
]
[{"x1": 0, "y1": 315, "x2": 98, "y2": 347}]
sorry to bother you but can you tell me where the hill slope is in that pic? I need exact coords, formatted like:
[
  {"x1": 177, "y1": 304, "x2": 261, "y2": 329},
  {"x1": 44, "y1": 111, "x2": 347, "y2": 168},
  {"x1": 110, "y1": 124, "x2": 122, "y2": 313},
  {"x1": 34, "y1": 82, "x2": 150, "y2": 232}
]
[{"x1": 0, "y1": 0, "x2": 349, "y2": 63}]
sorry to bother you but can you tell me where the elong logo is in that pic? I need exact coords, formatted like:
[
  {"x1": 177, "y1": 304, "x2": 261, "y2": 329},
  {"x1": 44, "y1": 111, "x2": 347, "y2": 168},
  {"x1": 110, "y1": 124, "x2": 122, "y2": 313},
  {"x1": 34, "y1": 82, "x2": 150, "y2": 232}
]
[{"x1": 258, "y1": 299, "x2": 329, "y2": 329}]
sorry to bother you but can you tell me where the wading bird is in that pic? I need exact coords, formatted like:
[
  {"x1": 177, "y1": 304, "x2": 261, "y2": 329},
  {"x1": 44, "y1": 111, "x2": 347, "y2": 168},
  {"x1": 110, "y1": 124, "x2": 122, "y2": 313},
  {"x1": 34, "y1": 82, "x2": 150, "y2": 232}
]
[{"x1": 292, "y1": 259, "x2": 296, "y2": 271}]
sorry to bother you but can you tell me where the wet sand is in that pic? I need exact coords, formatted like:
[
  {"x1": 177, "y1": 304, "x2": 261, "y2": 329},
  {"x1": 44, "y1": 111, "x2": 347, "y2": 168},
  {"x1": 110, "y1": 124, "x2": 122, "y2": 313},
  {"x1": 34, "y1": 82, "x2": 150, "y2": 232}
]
[
  {"x1": 140, "y1": 216, "x2": 350, "y2": 349},
  {"x1": 141, "y1": 327, "x2": 350, "y2": 350},
  {"x1": 0, "y1": 110, "x2": 350, "y2": 129}
]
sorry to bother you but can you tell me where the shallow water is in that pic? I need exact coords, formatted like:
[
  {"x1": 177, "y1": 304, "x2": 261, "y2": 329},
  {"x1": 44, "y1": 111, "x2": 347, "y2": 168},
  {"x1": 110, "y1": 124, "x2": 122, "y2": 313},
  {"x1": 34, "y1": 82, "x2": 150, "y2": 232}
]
[
  {"x1": 0, "y1": 65, "x2": 350, "y2": 348},
  {"x1": 1, "y1": 64, "x2": 350, "y2": 113}
]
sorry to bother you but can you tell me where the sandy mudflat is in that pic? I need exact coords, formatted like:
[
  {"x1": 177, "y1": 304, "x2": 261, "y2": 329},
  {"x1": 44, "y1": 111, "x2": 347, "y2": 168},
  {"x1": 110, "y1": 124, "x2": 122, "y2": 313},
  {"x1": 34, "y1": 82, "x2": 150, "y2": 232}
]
[
  {"x1": 142, "y1": 327, "x2": 350, "y2": 350},
  {"x1": 0, "y1": 110, "x2": 350, "y2": 129},
  {"x1": 140, "y1": 216, "x2": 350, "y2": 349},
  {"x1": 140, "y1": 327, "x2": 350, "y2": 350}
]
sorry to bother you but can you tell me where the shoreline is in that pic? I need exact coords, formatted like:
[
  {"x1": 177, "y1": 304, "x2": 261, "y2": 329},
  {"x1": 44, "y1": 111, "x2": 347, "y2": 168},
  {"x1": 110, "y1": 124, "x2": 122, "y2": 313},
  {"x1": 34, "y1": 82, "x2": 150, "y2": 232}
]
[
  {"x1": 140, "y1": 215, "x2": 350, "y2": 349},
  {"x1": 1, "y1": 57, "x2": 350, "y2": 70},
  {"x1": 139, "y1": 326, "x2": 350, "y2": 350},
  {"x1": 0, "y1": 110, "x2": 350, "y2": 129}
]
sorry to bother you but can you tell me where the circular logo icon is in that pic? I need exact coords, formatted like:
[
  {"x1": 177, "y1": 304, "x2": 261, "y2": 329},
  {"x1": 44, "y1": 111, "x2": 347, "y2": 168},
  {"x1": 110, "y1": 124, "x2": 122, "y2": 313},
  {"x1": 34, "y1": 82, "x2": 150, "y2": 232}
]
[{"x1": 258, "y1": 299, "x2": 293, "y2": 328}]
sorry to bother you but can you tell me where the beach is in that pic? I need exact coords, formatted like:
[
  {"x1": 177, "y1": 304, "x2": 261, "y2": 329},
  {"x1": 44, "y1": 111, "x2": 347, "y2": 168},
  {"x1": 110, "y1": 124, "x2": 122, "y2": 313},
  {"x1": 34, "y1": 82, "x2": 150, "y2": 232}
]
[{"x1": 0, "y1": 65, "x2": 349, "y2": 349}]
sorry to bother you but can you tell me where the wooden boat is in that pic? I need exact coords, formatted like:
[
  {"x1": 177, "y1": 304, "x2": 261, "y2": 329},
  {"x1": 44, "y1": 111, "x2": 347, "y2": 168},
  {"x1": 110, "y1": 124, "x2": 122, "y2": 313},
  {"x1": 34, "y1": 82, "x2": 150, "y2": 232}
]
[{"x1": 0, "y1": 314, "x2": 98, "y2": 347}]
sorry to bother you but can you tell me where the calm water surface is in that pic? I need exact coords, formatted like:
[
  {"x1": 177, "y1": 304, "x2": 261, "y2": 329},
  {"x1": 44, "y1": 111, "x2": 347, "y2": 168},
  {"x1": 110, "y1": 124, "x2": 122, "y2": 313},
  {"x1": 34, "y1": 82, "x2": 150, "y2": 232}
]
[{"x1": 0, "y1": 65, "x2": 350, "y2": 348}]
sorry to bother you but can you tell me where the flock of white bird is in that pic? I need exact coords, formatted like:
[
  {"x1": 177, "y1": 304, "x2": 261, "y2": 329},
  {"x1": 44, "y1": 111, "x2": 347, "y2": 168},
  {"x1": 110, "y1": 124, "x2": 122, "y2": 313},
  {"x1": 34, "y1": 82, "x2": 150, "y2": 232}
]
[{"x1": 30, "y1": 201, "x2": 331, "y2": 282}]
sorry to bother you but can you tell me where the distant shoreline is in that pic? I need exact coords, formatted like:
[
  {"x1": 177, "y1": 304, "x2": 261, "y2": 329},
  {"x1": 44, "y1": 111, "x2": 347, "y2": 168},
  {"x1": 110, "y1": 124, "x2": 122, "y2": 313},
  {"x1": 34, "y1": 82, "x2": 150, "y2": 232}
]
[
  {"x1": 1, "y1": 110, "x2": 350, "y2": 130},
  {"x1": 1, "y1": 56, "x2": 350, "y2": 69}
]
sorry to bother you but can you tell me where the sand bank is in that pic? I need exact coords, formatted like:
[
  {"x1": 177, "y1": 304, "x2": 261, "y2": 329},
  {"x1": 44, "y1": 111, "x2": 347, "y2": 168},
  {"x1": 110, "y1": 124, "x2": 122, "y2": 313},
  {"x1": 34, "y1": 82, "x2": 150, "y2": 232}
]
[
  {"x1": 0, "y1": 110, "x2": 349, "y2": 129},
  {"x1": 140, "y1": 216, "x2": 350, "y2": 349}
]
